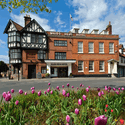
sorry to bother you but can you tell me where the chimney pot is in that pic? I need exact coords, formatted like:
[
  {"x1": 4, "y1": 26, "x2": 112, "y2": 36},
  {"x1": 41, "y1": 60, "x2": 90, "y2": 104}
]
[
  {"x1": 109, "y1": 21, "x2": 111, "y2": 25},
  {"x1": 24, "y1": 15, "x2": 31, "y2": 26}
]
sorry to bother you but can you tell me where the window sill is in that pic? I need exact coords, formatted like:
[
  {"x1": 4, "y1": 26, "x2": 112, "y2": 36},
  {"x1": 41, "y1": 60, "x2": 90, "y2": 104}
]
[
  {"x1": 89, "y1": 52, "x2": 94, "y2": 53},
  {"x1": 78, "y1": 52, "x2": 83, "y2": 53},
  {"x1": 89, "y1": 71, "x2": 94, "y2": 72},
  {"x1": 78, "y1": 71, "x2": 84, "y2": 72},
  {"x1": 99, "y1": 52, "x2": 105, "y2": 54},
  {"x1": 99, "y1": 70, "x2": 105, "y2": 72}
]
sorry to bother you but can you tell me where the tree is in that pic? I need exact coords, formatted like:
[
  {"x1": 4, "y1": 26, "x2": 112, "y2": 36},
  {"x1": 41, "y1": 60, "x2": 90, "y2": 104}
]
[
  {"x1": 0, "y1": 0, "x2": 58, "y2": 14},
  {"x1": 0, "y1": 61, "x2": 9, "y2": 73}
]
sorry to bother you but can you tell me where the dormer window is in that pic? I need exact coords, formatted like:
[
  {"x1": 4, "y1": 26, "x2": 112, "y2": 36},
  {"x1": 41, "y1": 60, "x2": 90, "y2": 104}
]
[
  {"x1": 81, "y1": 29, "x2": 89, "y2": 34},
  {"x1": 72, "y1": 28, "x2": 79, "y2": 33},
  {"x1": 94, "y1": 30, "x2": 98, "y2": 34},
  {"x1": 91, "y1": 29, "x2": 99, "y2": 34}
]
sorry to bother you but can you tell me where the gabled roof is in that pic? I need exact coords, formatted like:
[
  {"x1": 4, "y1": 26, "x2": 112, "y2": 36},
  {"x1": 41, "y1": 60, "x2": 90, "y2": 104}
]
[
  {"x1": 107, "y1": 59, "x2": 119, "y2": 62},
  {"x1": 3, "y1": 19, "x2": 23, "y2": 34},
  {"x1": 20, "y1": 19, "x2": 48, "y2": 36}
]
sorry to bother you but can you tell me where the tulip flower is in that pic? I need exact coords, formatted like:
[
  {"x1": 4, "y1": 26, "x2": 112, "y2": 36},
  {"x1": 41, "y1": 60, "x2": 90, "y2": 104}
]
[
  {"x1": 97, "y1": 88, "x2": 100, "y2": 92},
  {"x1": 108, "y1": 86, "x2": 111, "y2": 90},
  {"x1": 47, "y1": 89, "x2": 50, "y2": 93},
  {"x1": 95, "y1": 115, "x2": 108, "y2": 125},
  {"x1": 25, "y1": 92, "x2": 27, "y2": 95},
  {"x1": 32, "y1": 90, "x2": 35, "y2": 94},
  {"x1": 113, "y1": 88, "x2": 116, "y2": 91},
  {"x1": 105, "y1": 88, "x2": 108, "y2": 91},
  {"x1": 111, "y1": 109, "x2": 113, "y2": 112},
  {"x1": 98, "y1": 92, "x2": 101, "y2": 97},
  {"x1": 88, "y1": 86, "x2": 90, "y2": 89},
  {"x1": 31, "y1": 87, "x2": 35, "y2": 90},
  {"x1": 67, "y1": 83, "x2": 70, "y2": 87},
  {"x1": 108, "y1": 90, "x2": 110, "y2": 93},
  {"x1": 39, "y1": 90, "x2": 41, "y2": 93},
  {"x1": 83, "y1": 95, "x2": 87, "y2": 101},
  {"x1": 44, "y1": 91, "x2": 47, "y2": 94},
  {"x1": 72, "y1": 86, "x2": 74, "y2": 88},
  {"x1": 66, "y1": 115, "x2": 70, "y2": 123},
  {"x1": 122, "y1": 87, "x2": 124, "y2": 91},
  {"x1": 118, "y1": 88, "x2": 120, "y2": 91},
  {"x1": 67, "y1": 93, "x2": 70, "y2": 97},
  {"x1": 50, "y1": 90, "x2": 53, "y2": 94},
  {"x1": 77, "y1": 87, "x2": 79, "y2": 90},
  {"x1": 56, "y1": 86, "x2": 59, "y2": 90},
  {"x1": 7, "y1": 91, "x2": 10, "y2": 94},
  {"x1": 86, "y1": 87, "x2": 89, "y2": 92},
  {"x1": 80, "y1": 83, "x2": 82, "y2": 87},
  {"x1": 101, "y1": 91, "x2": 104, "y2": 95},
  {"x1": 105, "y1": 86, "x2": 107, "y2": 88},
  {"x1": 2, "y1": 92, "x2": 7, "y2": 98},
  {"x1": 5, "y1": 93, "x2": 12, "y2": 101},
  {"x1": 116, "y1": 91, "x2": 119, "y2": 95},
  {"x1": 15, "y1": 100, "x2": 19, "y2": 105},
  {"x1": 82, "y1": 85, "x2": 84, "y2": 87},
  {"x1": 120, "y1": 119, "x2": 124, "y2": 124},
  {"x1": 62, "y1": 85, "x2": 64, "y2": 88},
  {"x1": 11, "y1": 89, "x2": 14, "y2": 93},
  {"x1": 48, "y1": 83, "x2": 51, "y2": 86},
  {"x1": 19, "y1": 89, "x2": 23, "y2": 94},
  {"x1": 105, "y1": 109, "x2": 107, "y2": 112},
  {"x1": 75, "y1": 108, "x2": 79, "y2": 115},
  {"x1": 38, "y1": 91, "x2": 41, "y2": 96},
  {"x1": 62, "y1": 90, "x2": 66, "y2": 96},
  {"x1": 105, "y1": 104, "x2": 108, "y2": 108},
  {"x1": 78, "y1": 99, "x2": 82, "y2": 105}
]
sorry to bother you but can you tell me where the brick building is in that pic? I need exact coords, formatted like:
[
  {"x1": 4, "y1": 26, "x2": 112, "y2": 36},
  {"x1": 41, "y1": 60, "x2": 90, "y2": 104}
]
[{"x1": 4, "y1": 15, "x2": 124, "y2": 79}]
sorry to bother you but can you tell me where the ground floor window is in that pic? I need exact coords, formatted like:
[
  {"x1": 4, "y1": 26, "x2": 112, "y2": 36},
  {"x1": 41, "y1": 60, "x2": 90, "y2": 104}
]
[
  {"x1": 41, "y1": 67, "x2": 46, "y2": 74},
  {"x1": 51, "y1": 68, "x2": 54, "y2": 74},
  {"x1": 89, "y1": 61, "x2": 94, "y2": 71},
  {"x1": 78, "y1": 61, "x2": 83, "y2": 71},
  {"x1": 99, "y1": 61, "x2": 104, "y2": 71}
]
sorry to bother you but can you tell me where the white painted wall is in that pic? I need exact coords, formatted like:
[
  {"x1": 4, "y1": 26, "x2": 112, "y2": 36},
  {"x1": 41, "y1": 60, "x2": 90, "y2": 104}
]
[
  {"x1": 114, "y1": 62, "x2": 117, "y2": 73},
  {"x1": 108, "y1": 62, "x2": 110, "y2": 73},
  {"x1": 68, "y1": 63, "x2": 72, "y2": 76},
  {"x1": 47, "y1": 63, "x2": 51, "y2": 74}
]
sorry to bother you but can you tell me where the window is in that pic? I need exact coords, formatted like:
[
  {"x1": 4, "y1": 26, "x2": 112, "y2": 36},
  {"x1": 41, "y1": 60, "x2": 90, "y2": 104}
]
[
  {"x1": 41, "y1": 67, "x2": 46, "y2": 74},
  {"x1": 99, "y1": 61, "x2": 104, "y2": 71},
  {"x1": 8, "y1": 32, "x2": 20, "y2": 42},
  {"x1": 78, "y1": 61, "x2": 83, "y2": 72},
  {"x1": 94, "y1": 31, "x2": 98, "y2": 34},
  {"x1": 55, "y1": 52, "x2": 66, "y2": 60},
  {"x1": 31, "y1": 34, "x2": 35, "y2": 43},
  {"x1": 99, "y1": 43, "x2": 104, "y2": 53},
  {"x1": 51, "y1": 68, "x2": 54, "y2": 74},
  {"x1": 38, "y1": 35, "x2": 42, "y2": 43},
  {"x1": 10, "y1": 49, "x2": 21, "y2": 59},
  {"x1": 109, "y1": 43, "x2": 114, "y2": 53},
  {"x1": 104, "y1": 31, "x2": 107, "y2": 34},
  {"x1": 85, "y1": 30, "x2": 88, "y2": 33},
  {"x1": 78, "y1": 42, "x2": 83, "y2": 53},
  {"x1": 121, "y1": 57, "x2": 123, "y2": 63},
  {"x1": 31, "y1": 34, "x2": 43, "y2": 43},
  {"x1": 38, "y1": 50, "x2": 46, "y2": 60},
  {"x1": 54, "y1": 40, "x2": 67, "y2": 46},
  {"x1": 89, "y1": 42, "x2": 94, "y2": 53},
  {"x1": 89, "y1": 61, "x2": 94, "y2": 71}
]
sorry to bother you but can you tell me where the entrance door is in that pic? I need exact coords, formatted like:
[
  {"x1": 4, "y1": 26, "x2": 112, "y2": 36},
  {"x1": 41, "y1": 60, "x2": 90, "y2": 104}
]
[
  {"x1": 110, "y1": 63, "x2": 113, "y2": 74},
  {"x1": 58, "y1": 67, "x2": 68, "y2": 77},
  {"x1": 28, "y1": 65, "x2": 36, "y2": 79}
]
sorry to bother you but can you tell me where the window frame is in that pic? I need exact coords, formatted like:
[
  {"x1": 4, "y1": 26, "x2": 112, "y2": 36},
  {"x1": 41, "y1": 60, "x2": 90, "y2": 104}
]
[
  {"x1": 78, "y1": 61, "x2": 83, "y2": 72},
  {"x1": 8, "y1": 31, "x2": 20, "y2": 42},
  {"x1": 10, "y1": 49, "x2": 21, "y2": 59},
  {"x1": 55, "y1": 52, "x2": 66, "y2": 60},
  {"x1": 54, "y1": 40, "x2": 67, "y2": 46},
  {"x1": 41, "y1": 67, "x2": 46, "y2": 74},
  {"x1": 89, "y1": 61, "x2": 94, "y2": 72},
  {"x1": 99, "y1": 42, "x2": 104, "y2": 53},
  {"x1": 109, "y1": 43, "x2": 114, "y2": 53},
  {"x1": 78, "y1": 42, "x2": 83, "y2": 53},
  {"x1": 99, "y1": 61, "x2": 105, "y2": 72},
  {"x1": 89, "y1": 42, "x2": 94, "y2": 53}
]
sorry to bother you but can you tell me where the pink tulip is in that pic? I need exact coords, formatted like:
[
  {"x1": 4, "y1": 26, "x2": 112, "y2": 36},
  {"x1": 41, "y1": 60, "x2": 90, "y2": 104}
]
[
  {"x1": 105, "y1": 86, "x2": 107, "y2": 88},
  {"x1": 86, "y1": 87, "x2": 89, "y2": 92},
  {"x1": 118, "y1": 88, "x2": 120, "y2": 91},
  {"x1": 2, "y1": 92, "x2": 7, "y2": 98},
  {"x1": 101, "y1": 91, "x2": 104, "y2": 95},
  {"x1": 88, "y1": 86, "x2": 90, "y2": 89},
  {"x1": 122, "y1": 87, "x2": 124, "y2": 91},
  {"x1": 113, "y1": 88, "x2": 116, "y2": 91},
  {"x1": 95, "y1": 115, "x2": 108, "y2": 125},
  {"x1": 15, "y1": 100, "x2": 19, "y2": 105},
  {"x1": 98, "y1": 92, "x2": 101, "y2": 97},
  {"x1": 39, "y1": 90, "x2": 41, "y2": 93},
  {"x1": 62, "y1": 85, "x2": 64, "y2": 88},
  {"x1": 47, "y1": 89, "x2": 50, "y2": 93},
  {"x1": 48, "y1": 83, "x2": 51, "y2": 86},
  {"x1": 97, "y1": 88, "x2": 100, "y2": 92},
  {"x1": 32, "y1": 90, "x2": 35, "y2": 94},
  {"x1": 75, "y1": 108, "x2": 79, "y2": 115},
  {"x1": 72, "y1": 86, "x2": 74, "y2": 88},
  {"x1": 66, "y1": 115, "x2": 70, "y2": 123},
  {"x1": 19, "y1": 89, "x2": 23, "y2": 94},
  {"x1": 38, "y1": 91, "x2": 41, "y2": 96},
  {"x1": 50, "y1": 90, "x2": 53, "y2": 94},
  {"x1": 80, "y1": 83, "x2": 82, "y2": 87},
  {"x1": 25, "y1": 92, "x2": 27, "y2": 95},
  {"x1": 5, "y1": 93, "x2": 12, "y2": 101},
  {"x1": 67, "y1": 83, "x2": 69, "y2": 87},
  {"x1": 44, "y1": 91, "x2": 47, "y2": 94},
  {"x1": 105, "y1": 88, "x2": 108, "y2": 91},
  {"x1": 77, "y1": 87, "x2": 79, "y2": 90},
  {"x1": 116, "y1": 91, "x2": 119, "y2": 95},
  {"x1": 78, "y1": 99, "x2": 82, "y2": 105},
  {"x1": 64, "y1": 95, "x2": 67, "y2": 97},
  {"x1": 82, "y1": 85, "x2": 84, "y2": 87},
  {"x1": 31, "y1": 87, "x2": 35, "y2": 90},
  {"x1": 108, "y1": 90, "x2": 110, "y2": 93},
  {"x1": 62, "y1": 90, "x2": 66, "y2": 96},
  {"x1": 82, "y1": 95, "x2": 86, "y2": 101},
  {"x1": 11, "y1": 89, "x2": 14, "y2": 93},
  {"x1": 56, "y1": 86, "x2": 59, "y2": 89},
  {"x1": 108, "y1": 86, "x2": 111, "y2": 90},
  {"x1": 67, "y1": 93, "x2": 70, "y2": 97}
]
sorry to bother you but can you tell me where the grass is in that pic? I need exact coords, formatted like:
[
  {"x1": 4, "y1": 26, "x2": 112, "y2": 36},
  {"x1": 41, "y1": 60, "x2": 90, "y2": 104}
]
[{"x1": 0, "y1": 87, "x2": 125, "y2": 125}]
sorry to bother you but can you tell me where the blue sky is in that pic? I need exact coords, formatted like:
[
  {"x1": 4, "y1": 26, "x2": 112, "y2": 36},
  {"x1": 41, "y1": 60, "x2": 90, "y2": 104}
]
[{"x1": 0, "y1": 0, "x2": 125, "y2": 64}]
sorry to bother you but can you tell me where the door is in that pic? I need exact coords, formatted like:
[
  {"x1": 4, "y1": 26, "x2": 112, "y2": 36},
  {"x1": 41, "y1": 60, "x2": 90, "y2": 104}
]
[
  {"x1": 58, "y1": 67, "x2": 68, "y2": 77},
  {"x1": 28, "y1": 65, "x2": 36, "y2": 79},
  {"x1": 51, "y1": 68, "x2": 58, "y2": 77},
  {"x1": 110, "y1": 64, "x2": 113, "y2": 74},
  {"x1": 54, "y1": 68, "x2": 58, "y2": 76}
]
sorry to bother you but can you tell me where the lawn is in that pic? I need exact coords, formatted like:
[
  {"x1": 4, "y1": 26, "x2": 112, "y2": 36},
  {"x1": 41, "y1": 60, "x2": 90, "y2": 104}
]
[{"x1": 0, "y1": 83, "x2": 125, "y2": 125}]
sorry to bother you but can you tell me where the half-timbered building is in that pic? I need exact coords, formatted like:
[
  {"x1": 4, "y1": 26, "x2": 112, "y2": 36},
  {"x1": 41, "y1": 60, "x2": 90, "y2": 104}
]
[{"x1": 3, "y1": 15, "x2": 125, "y2": 79}]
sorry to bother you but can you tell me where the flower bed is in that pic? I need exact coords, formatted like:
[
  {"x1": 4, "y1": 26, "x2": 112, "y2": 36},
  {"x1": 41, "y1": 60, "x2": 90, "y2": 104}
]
[{"x1": 0, "y1": 83, "x2": 125, "y2": 125}]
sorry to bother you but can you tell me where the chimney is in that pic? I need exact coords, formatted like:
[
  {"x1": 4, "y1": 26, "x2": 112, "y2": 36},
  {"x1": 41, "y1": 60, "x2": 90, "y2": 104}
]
[
  {"x1": 106, "y1": 21, "x2": 112, "y2": 35},
  {"x1": 24, "y1": 14, "x2": 31, "y2": 26}
]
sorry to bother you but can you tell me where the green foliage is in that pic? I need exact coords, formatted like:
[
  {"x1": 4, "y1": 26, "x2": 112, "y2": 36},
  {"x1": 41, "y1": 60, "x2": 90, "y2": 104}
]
[{"x1": 0, "y1": 0, "x2": 58, "y2": 14}]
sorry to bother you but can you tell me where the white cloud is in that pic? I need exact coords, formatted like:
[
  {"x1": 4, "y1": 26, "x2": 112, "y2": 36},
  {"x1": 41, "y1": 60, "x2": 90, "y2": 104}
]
[
  {"x1": 0, "y1": 55, "x2": 9, "y2": 64},
  {"x1": 0, "y1": 39, "x2": 6, "y2": 48},
  {"x1": 10, "y1": 12, "x2": 55, "y2": 31}
]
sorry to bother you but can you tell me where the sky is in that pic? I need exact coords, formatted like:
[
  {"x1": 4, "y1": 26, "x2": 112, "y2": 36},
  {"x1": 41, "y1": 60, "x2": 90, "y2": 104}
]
[{"x1": 0, "y1": 0, "x2": 125, "y2": 64}]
